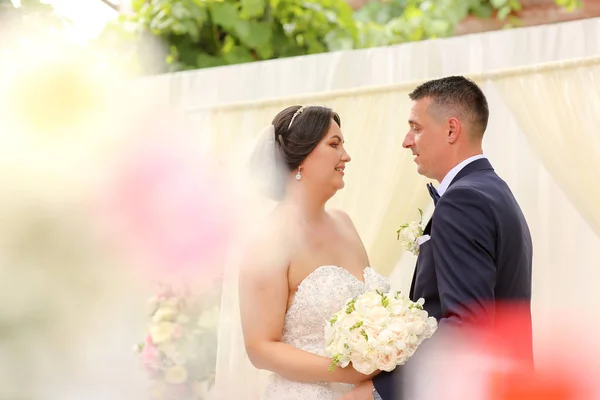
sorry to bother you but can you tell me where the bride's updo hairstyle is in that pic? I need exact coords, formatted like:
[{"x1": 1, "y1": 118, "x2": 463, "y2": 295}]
[{"x1": 251, "y1": 105, "x2": 341, "y2": 201}]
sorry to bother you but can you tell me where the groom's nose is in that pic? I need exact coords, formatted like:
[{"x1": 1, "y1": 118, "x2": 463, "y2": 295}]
[{"x1": 403, "y1": 131, "x2": 414, "y2": 148}]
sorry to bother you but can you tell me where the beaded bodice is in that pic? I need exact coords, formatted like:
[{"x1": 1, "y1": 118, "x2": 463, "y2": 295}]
[{"x1": 261, "y1": 265, "x2": 390, "y2": 400}]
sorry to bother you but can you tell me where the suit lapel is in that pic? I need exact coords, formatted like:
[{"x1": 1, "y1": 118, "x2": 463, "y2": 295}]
[{"x1": 409, "y1": 158, "x2": 494, "y2": 300}]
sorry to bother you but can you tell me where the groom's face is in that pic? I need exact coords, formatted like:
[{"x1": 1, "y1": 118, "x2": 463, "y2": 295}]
[{"x1": 404, "y1": 98, "x2": 448, "y2": 181}]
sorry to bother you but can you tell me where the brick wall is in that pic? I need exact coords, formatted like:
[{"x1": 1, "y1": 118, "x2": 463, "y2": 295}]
[
  {"x1": 456, "y1": 0, "x2": 600, "y2": 35},
  {"x1": 348, "y1": 0, "x2": 600, "y2": 35}
]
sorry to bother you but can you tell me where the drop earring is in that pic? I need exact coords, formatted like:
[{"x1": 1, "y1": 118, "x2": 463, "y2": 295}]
[{"x1": 295, "y1": 166, "x2": 302, "y2": 180}]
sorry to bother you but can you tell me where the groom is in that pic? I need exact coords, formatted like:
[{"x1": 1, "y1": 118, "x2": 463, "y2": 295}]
[{"x1": 342, "y1": 76, "x2": 533, "y2": 399}]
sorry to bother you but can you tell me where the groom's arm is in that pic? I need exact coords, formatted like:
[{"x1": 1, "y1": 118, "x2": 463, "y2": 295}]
[{"x1": 432, "y1": 186, "x2": 496, "y2": 328}]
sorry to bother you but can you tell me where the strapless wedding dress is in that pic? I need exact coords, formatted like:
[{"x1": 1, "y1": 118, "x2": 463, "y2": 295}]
[{"x1": 261, "y1": 265, "x2": 391, "y2": 400}]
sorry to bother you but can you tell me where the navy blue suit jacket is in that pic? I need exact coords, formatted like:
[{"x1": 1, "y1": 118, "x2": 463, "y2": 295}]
[{"x1": 373, "y1": 158, "x2": 533, "y2": 399}]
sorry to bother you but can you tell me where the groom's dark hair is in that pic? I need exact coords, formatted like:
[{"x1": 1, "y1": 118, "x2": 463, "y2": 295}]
[{"x1": 409, "y1": 76, "x2": 489, "y2": 137}]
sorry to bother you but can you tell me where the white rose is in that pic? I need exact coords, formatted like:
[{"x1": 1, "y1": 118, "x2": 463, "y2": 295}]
[
  {"x1": 152, "y1": 306, "x2": 177, "y2": 323},
  {"x1": 339, "y1": 314, "x2": 360, "y2": 331},
  {"x1": 373, "y1": 345, "x2": 398, "y2": 372},
  {"x1": 388, "y1": 317, "x2": 407, "y2": 335},
  {"x1": 150, "y1": 321, "x2": 174, "y2": 344},
  {"x1": 348, "y1": 330, "x2": 369, "y2": 353},
  {"x1": 406, "y1": 321, "x2": 426, "y2": 336},
  {"x1": 374, "y1": 328, "x2": 395, "y2": 345},
  {"x1": 164, "y1": 365, "x2": 188, "y2": 385},
  {"x1": 354, "y1": 291, "x2": 383, "y2": 311},
  {"x1": 350, "y1": 354, "x2": 376, "y2": 375}
]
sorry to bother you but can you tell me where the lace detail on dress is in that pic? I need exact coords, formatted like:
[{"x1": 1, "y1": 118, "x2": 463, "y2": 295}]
[{"x1": 261, "y1": 266, "x2": 390, "y2": 400}]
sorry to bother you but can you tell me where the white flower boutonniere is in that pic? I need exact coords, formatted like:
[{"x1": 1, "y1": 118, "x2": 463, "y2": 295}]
[{"x1": 397, "y1": 209, "x2": 425, "y2": 255}]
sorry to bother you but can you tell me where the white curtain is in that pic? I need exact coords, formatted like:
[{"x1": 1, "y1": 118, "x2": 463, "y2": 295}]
[{"x1": 492, "y1": 58, "x2": 600, "y2": 237}]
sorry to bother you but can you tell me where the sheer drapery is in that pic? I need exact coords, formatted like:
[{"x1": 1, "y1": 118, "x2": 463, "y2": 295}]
[{"x1": 492, "y1": 57, "x2": 600, "y2": 237}]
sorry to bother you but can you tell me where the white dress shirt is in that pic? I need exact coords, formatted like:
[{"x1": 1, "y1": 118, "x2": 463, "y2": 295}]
[{"x1": 437, "y1": 154, "x2": 486, "y2": 196}]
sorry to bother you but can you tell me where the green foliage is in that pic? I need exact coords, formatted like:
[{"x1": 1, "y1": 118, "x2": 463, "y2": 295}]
[
  {"x1": 101, "y1": 0, "x2": 358, "y2": 73},
  {"x1": 98, "y1": 0, "x2": 581, "y2": 73}
]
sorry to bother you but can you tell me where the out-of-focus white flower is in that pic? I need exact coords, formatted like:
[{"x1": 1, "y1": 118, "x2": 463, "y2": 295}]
[
  {"x1": 164, "y1": 365, "x2": 188, "y2": 384},
  {"x1": 152, "y1": 306, "x2": 178, "y2": 323},
  {"x1": 150, "y1": 321, "x2": 174, "y2": 344}
]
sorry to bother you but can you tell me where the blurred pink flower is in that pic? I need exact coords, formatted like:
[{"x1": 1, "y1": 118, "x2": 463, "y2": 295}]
[
  {"x1": 97, "y1": 128, "x2": 237, "y2": 283},
  {"x1": 141, "y1": 342, "x2": 159, "y2": 371}
]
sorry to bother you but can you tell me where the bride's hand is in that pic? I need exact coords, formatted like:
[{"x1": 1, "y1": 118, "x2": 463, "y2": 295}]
[{"x1": 338, "y1": 365, "x2": 380, "y2": 385}]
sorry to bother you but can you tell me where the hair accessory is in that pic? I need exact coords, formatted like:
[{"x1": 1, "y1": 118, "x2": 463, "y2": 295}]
[{"x1": 288, "y1": 106, "x2": 307, "y2": 129}]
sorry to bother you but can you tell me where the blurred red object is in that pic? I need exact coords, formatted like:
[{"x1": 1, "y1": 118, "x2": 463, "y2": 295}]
[
  {"x1": 490, "y1": 369, "x2": 581, "y2": 400},
  {"x1": 405, "y1": 301, "x2": 600, "y2": 399}
]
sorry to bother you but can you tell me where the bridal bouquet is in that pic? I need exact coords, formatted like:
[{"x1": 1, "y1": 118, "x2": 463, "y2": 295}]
[
  {"x1": 134, "y1": 282, "x2": 220, "y2": 399},
  {"x1": 325, "y1": 289, "x2": 437, "y2": 375}
]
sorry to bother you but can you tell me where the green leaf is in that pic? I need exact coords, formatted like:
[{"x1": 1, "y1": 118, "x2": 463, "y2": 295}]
[
  {"x1": 508, "y1": 0, "x2": 522, "y2": 11},
  {"x1": 490, "y1": 0, "x2": 508, "y2": 8},
  {"x1": 241, "y1": 20, "x2": 272, "y2": 48},
  {"x1": 241, "y1": 0, "x2": 266, "y2": 18},
  {"x1": 222, "y1": 46, "x2": 255, "y2": 64},
  {"x1": 209, "y1": 1, "x2": 238, "y2": 30},
  {"x1": 196, "y1": 53, "x2": 225, "y2": 68},
  {"x1": 349, "y1": 321, "x2": 364, "y2": 331},
  {"x1": 497, "y1": 5, "x2": 512, "y2": 20},
  {"x1": 471, "y1": 3, "x2": 494, "y2": 18}
]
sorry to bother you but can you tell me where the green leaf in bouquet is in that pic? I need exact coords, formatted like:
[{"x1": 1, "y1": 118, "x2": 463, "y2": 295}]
[
  {"x1": 382, "y1": 296, "x2": 389, "y2": 308},
  {"x1": 349, "y1": 321, "x2": 364, "y2": 331},
  {"x1": 329, "y1": 354, "x2": 342, "y2": 370},
  {"x1": 329, "y1": 314, "x2": 338, "y2": 326},
  {"x1": 345, "y1": 298, "x2": 356, "y2": 314},
  {"x1": 361, "y1": 329, "x2": 368, "y2": 341}
]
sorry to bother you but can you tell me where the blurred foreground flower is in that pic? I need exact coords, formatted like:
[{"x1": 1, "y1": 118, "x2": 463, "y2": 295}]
[
  {"x1": 134, "y1": 282, "x2": 220, "y2": 400},
  {"x1": 97, "y1": 124, "x2": 237, "y2": 284}
]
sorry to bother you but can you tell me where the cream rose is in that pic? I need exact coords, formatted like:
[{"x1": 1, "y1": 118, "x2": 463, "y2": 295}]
[
  {"x1": 164, "y1": 365, "x2": 188, "y2": 385},
  {"x1": 150, "y1": 321, "x2": 174, "y2": 344}
]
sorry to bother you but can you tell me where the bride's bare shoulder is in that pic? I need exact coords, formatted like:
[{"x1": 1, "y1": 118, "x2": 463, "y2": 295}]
[
  {"x1": 328, "y1": 208, "x2": 357, "y2": 231},
  {"x1": 239, "y1": 206, "x2": 294, "y2": 273}
]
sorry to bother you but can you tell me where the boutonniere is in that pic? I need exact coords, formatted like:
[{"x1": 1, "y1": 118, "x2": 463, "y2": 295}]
[{"x1": 397, "y1": 208, "x2": 425, "y2": 255}]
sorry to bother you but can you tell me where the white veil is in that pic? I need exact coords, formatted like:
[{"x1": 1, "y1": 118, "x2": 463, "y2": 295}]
[{"x1": 211, "y1": 124, "x2": 284, "y2": 399}]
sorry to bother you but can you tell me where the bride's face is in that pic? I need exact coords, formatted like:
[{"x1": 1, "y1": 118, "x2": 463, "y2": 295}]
[{"x1": 300, "y1": 120, "x2": 351, "y2": 194}]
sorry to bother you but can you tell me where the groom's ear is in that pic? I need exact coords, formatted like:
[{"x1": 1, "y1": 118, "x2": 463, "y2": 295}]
[{"x1": 447, "y1": 117, "x2": 460, "y2": 144}]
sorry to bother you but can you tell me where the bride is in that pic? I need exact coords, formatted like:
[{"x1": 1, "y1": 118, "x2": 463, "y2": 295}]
[{"x1": 215, "y1": 105, "x2": 392, "y2": 400}]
